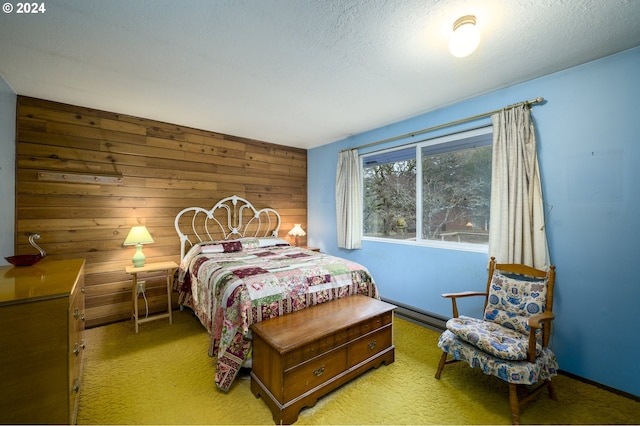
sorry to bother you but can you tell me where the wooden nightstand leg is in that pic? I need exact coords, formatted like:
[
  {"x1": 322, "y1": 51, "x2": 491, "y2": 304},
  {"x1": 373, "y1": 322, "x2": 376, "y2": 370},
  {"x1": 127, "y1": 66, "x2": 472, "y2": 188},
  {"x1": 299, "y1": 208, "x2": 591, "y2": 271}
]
[
  {"x1": 131, "y1": 273, "x2": 139, "y2": 333},
  {"x1": 166, "y1": 269, "x2": 174, "y2": 325}
]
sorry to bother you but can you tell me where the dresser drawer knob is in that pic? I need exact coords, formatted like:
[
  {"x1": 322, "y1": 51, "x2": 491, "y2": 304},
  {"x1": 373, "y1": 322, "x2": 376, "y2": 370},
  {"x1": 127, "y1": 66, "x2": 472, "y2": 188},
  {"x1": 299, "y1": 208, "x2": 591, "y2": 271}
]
[
  {"x1": 368, "y1": 340, "x2": 377, "y2": 350},
  {"x1": 313, "y1": 366, "x2": 325, "y2": 377}
]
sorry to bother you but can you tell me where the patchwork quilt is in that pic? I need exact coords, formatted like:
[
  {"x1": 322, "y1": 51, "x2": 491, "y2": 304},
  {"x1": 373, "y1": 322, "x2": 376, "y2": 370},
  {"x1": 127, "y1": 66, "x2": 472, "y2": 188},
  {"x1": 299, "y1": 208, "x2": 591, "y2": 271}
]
[{"x1": 175, "y1": 237, "x2": 379, "y2": 391}]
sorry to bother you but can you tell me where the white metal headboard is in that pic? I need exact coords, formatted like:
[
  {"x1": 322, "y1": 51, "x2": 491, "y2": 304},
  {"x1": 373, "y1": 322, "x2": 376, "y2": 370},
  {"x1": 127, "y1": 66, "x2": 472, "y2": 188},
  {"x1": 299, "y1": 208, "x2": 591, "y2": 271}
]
[{"x1": 174, "y1": 195, "x2": 281, "y2": 259}]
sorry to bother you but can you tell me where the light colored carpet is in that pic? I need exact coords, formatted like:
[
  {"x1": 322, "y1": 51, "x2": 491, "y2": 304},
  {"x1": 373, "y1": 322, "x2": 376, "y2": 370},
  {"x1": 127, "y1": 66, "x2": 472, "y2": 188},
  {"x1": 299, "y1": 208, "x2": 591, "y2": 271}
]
[{"x1": 77, "y1": 310, "x2": 639, "y2": 425}]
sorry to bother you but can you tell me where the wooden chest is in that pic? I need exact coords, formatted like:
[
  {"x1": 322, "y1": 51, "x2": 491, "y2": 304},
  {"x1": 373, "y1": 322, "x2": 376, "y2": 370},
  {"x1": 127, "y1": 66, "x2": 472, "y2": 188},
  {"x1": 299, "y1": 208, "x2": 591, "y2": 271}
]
[
  {"x1": 0, "y1": 258, "x2": 86, "y2": 424},
  {"x1": 250, "y1": 295, "x2": 395, "y2": 424}
]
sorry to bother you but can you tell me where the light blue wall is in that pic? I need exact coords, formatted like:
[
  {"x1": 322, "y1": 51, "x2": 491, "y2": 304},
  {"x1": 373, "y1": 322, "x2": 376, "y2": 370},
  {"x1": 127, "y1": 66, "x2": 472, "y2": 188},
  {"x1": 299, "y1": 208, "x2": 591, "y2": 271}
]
[
  {"x1": 0, "y1": 74, "x2": 16, "y2": 265},
  {"x1": 308, "y1": 47, "x2": 640, "y2": 397}
]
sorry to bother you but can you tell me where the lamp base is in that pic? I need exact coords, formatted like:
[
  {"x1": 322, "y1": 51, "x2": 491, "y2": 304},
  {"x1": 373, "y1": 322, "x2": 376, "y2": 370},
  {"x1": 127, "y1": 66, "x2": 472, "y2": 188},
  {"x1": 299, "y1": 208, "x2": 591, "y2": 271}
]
[{"x1": 132, "y1": 244, "x2": 146, "y2": 268}]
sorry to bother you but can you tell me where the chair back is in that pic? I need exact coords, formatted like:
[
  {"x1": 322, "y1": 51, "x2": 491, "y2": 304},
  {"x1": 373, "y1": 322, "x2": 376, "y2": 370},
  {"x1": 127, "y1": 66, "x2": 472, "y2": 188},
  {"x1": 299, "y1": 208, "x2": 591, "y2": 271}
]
[{"x1": 483, "y1": 258, "x2": 556, "y2": 346}]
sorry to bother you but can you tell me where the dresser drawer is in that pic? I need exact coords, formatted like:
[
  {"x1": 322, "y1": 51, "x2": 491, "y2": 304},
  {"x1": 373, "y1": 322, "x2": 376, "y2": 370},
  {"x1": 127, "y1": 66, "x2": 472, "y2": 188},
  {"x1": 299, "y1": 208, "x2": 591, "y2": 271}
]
[
  {"x1": 348, "y1": 324, "x2": 392, "y2": 367},
  {"x1": 68, "y1": 280, "x2": 85, "y2": 425},
  {"x1": 283, "y1": 346, "x2": 348, "y2": 402},
  {"x1": 0, "y1": 258, "x2": 85, "y2": 425}
]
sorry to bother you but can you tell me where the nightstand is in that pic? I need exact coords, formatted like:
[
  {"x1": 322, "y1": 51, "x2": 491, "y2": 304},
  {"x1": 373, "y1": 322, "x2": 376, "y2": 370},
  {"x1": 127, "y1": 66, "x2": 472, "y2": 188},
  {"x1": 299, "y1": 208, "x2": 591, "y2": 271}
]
[
  {"x1": 301, "y1": 246, "x2": 320, "y2": 252},
  {"x1": 126, "y1": 261, "x2": 178, "y2": 333}
]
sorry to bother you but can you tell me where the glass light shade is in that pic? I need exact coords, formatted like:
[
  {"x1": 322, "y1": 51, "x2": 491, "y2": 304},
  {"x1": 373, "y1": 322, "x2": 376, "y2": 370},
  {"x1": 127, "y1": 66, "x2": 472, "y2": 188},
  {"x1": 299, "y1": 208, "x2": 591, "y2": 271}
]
[
  {"x1": 288, "y1": 224, "x2": 306, "y2": 237},
  {"x1": 123, "y1": 226, "x2": 154, "y2": 267},
  {"x1": 449, "y1": 15, "x2": 481, "y2": 58},
  {"x1": 288, "y1": 224, "x2": 306, "y2": 246}
]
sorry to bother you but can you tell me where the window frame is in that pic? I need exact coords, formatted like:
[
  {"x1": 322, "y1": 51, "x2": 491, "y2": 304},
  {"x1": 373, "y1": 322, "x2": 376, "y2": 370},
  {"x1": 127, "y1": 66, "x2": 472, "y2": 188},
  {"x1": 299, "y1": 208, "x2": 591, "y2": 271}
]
[{"x1": 361, "y1": 126, "x2": 492, "y2": 253}]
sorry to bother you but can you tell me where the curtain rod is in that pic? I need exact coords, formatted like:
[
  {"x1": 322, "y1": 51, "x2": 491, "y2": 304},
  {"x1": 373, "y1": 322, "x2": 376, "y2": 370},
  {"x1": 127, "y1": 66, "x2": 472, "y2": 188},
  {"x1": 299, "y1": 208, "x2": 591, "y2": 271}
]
[{"x1": 341, "y1": 96, "x2": 544, "y2": 153}]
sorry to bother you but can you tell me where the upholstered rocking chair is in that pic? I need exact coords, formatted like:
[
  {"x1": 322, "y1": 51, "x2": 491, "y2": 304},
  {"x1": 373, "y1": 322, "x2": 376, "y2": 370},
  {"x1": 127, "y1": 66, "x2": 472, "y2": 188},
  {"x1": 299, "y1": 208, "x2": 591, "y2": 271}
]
[{"x1": 435, "y1": 257, "x2": 558, "y2": 425}]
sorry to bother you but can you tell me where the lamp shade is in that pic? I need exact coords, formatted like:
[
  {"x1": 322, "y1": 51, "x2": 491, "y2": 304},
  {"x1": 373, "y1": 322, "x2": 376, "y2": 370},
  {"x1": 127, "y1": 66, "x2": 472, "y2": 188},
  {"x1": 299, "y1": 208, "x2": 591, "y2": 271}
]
[
  {"x1": 288, "y1": 224, "x2": 306, "y2": 246},
  {"x1": 123, "y1": 226, "x2": 154, "y2": 246},
  {"x1": 288, "y1": 224, "x2": 306, "y2": 237},
  {"x1": 449, "y1": 15, "x2": 480, "y2": 58}
]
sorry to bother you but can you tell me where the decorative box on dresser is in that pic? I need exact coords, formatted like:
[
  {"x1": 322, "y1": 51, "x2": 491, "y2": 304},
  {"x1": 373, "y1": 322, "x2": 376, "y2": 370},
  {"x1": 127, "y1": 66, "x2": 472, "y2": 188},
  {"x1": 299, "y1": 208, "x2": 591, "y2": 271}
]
[
  {"x1": 0, "y1": 258, "x2": 86, "y2": 424},
  {"x1": 250, "y1": 295, "x2": 396, "y2": 424}
]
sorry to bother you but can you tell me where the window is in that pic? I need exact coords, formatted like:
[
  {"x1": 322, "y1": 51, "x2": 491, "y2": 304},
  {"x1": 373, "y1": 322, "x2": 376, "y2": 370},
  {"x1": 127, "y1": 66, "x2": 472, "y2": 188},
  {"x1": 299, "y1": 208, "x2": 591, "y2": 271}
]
[{"x1": 362, "y1": 127, "x2": 492, "y2": 251}]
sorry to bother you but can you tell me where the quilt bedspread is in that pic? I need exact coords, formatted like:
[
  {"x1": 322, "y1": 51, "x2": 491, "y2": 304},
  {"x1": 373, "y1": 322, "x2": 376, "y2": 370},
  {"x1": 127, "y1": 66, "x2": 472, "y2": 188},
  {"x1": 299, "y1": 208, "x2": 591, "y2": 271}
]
[{"x1": 175, "y1": 238, "x2": 379, "y2": 391}]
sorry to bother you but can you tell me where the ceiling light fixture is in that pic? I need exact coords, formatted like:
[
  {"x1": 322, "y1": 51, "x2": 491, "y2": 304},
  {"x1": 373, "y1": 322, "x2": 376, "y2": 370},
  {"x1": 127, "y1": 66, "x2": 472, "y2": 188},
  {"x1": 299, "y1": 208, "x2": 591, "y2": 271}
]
[{"x1": 449, "y1": 15, "x2": 480, "y2": 58}]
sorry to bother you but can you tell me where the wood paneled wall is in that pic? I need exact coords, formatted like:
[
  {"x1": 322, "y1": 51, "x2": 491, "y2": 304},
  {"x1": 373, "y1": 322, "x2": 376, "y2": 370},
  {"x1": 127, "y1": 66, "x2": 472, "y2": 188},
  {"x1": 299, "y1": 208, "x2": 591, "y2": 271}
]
[{"x1": 15, "y1": 96, "x2": 307, "y2": 327}]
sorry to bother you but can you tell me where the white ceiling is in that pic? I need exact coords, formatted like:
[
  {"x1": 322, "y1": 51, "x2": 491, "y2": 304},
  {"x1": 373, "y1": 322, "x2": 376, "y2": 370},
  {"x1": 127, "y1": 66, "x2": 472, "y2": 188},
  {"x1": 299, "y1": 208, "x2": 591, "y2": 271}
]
[{"x1": 2, "y1": 0, "x2": 640, "y2": 150}]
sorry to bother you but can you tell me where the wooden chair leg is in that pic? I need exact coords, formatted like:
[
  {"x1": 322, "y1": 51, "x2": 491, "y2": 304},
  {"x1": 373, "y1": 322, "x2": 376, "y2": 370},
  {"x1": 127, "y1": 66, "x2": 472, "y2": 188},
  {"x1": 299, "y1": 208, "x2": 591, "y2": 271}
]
[
  {"x1": 508, "y1": 383, "x2": 520, "y2": 425},
  {"x1": 435, "y1": 351, "x2": 448, "y2": 379},
  {"x1": 546, "y1": 379, "x2": 558, "y2": 401}
]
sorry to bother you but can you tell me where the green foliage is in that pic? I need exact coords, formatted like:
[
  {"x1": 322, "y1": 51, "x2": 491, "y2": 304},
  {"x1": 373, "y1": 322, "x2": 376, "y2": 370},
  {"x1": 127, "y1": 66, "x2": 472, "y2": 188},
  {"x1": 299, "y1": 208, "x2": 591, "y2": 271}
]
[
  {"x1": 363, "y1": 159, "x2": 416, "y2": 237},
  {"x1": 363, "y1": 145, "x2": 491, "y2": 243}
]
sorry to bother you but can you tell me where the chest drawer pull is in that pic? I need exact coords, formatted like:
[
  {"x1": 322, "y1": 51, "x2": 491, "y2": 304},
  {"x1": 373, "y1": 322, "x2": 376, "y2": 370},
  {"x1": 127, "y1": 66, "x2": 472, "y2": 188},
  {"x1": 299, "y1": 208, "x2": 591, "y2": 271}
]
[
  {"x1": 313, "y1": 366, "x2": 325, "y2": 377},
  {"x1": 368, "y1": 340, "x2": 377, "y2": 350}
]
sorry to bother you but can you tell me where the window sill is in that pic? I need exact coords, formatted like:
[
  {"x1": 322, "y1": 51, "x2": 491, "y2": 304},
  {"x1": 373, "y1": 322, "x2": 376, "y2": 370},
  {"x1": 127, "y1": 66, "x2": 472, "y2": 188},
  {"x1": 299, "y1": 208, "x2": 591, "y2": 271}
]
[{"x1": 362, "y1": 236, "x2": 488, "y2": 253}]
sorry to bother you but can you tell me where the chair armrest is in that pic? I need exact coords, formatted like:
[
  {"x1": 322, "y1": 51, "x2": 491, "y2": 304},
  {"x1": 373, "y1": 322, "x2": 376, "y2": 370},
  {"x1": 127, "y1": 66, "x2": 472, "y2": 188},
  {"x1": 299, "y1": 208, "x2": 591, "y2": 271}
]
[
  {"x1": 526, "y1": 312, "x2": 556, "y2": 361},
  {"x1": 442, "y1": 291, "x2": 488, "y2": 299},
  {"x1": 527, "y1": 311, "x2": 555, "y2": 329},
  {"x1": 441, "y1": 291, "x2": 488, "y2": 318}
]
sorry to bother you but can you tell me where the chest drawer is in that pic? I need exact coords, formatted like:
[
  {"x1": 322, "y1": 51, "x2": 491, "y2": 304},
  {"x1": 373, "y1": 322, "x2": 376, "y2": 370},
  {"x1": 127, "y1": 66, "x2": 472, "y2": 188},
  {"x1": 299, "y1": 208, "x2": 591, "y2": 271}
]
[
  {"x1": 348, "y1": 324, "x2": 392, "y2": 367},
  {"x1": 283, "y1": 346, "x2": 347, "y2": 402}
]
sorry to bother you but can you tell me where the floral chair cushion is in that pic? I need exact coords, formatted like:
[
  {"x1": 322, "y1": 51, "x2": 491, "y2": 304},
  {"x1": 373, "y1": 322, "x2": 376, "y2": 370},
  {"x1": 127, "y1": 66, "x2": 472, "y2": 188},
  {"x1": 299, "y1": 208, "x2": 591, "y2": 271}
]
[
  {"x1": 446, "y1": 316, "x2": 542, "y2": 361},
  {"x1": 438, "y1": 329, "x2": 558, "y2": 385},
  {"x1": 484, "y1": 271, "x2": 548, "y2": 339}
]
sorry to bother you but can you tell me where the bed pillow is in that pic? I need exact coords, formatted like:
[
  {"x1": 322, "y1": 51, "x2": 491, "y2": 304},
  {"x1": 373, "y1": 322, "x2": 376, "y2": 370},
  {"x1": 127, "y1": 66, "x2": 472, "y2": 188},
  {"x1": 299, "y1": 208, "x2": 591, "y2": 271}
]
[
  {"x1": 200, "y1": 245, "x2": 221, "y2": 253},
  {"x1": 236, "y1": 237, "x2": 290, "y2": 249},
  {"x1": 257, "y1": 237, "x2": 290, "y2": 247},
  {"x1": 198, "y1": 240, "x2": 245, "y2": 253},
  {"x1": 221, "y1": 240, "x2": 243, "y2": 253}
]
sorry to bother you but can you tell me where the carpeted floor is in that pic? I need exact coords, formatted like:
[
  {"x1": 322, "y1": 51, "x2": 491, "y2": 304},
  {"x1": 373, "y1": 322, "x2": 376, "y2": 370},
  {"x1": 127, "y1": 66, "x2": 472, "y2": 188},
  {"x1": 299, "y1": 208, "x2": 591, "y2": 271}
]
[{"x1": 77, "y1": 310, "x2": 639, "y2": 425}]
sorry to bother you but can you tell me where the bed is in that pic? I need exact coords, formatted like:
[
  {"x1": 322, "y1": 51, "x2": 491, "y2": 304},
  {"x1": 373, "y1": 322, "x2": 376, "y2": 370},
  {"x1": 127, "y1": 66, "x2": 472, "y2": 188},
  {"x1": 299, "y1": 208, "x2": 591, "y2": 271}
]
[{"x1": 173, "y1": 195, "x2": 380, "y2": 391}]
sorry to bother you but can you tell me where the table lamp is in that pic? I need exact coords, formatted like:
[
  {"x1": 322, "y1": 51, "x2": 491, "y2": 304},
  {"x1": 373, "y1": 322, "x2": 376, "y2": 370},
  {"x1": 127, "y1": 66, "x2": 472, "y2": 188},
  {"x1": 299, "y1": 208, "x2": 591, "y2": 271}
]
[
  {"x1": 123, "y1": 225, "x2": 154, "y2": 267},
  {"x1": 288, "y1": 224, "x2": 306, "y2": 246}
]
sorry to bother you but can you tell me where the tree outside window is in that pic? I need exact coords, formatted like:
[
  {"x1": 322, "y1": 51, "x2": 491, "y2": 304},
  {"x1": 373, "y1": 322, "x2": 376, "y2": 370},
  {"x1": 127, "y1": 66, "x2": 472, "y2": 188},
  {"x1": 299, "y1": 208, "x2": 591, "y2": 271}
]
[{"x1": 362, "y1": 127, "x2": 492, "y2": 248}]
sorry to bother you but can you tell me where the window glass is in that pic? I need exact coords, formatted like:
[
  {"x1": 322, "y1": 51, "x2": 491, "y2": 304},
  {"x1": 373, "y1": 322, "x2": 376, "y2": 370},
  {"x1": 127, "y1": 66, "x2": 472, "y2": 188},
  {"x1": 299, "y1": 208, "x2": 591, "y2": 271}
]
[
  {"x1": 363, "y1": 147, "x2": 416, "y2": 240},
  {"x1": 362, "y1": 127, "x2": 492, "y2": 249}
]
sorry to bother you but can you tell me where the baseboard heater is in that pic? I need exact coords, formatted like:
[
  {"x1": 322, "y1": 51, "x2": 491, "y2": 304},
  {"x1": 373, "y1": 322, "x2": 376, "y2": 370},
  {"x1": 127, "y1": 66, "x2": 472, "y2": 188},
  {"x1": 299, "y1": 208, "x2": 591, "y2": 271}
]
[{"x1": 381, "y1": 297, "x2": 448, "y2": 332}]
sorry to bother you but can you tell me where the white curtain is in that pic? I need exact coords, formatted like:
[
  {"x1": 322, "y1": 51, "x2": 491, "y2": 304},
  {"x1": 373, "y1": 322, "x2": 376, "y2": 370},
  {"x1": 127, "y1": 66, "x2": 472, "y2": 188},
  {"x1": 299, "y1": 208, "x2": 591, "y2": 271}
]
[
  {"x1": 336, "y1": 149, "x2": 362, "y2": 249},
  {"x1": 488, "y1": 106, "x2": 550, "y2": 269}
]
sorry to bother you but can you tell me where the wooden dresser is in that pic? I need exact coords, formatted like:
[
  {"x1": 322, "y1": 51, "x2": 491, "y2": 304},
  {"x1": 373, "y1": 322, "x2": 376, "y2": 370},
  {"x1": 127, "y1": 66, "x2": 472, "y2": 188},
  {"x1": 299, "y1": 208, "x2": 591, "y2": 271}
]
[
  {"x1": 0, "y1": 258, "x2": 86, "y2": 424},
  {"x1": 250, "y1": 295, "x2": 396, "y2": 424}
]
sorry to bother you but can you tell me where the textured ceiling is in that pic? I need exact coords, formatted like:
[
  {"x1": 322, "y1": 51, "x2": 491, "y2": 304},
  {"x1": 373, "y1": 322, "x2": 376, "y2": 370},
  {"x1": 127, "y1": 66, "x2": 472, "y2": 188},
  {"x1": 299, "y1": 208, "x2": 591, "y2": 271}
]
[{"x1": 1, "y1": 0, "x2": 640, "y2": 149}]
